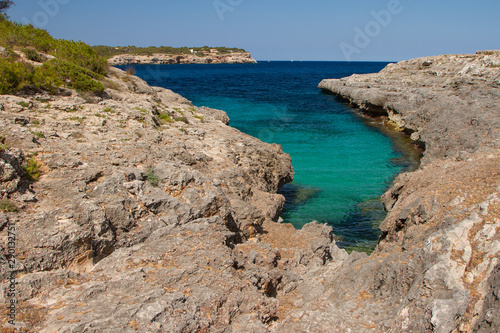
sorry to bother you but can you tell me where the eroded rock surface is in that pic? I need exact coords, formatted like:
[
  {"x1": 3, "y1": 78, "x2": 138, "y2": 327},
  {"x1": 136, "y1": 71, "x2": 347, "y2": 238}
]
[
  {"x1": 0, "y1": 67, "x2": 302, "y2": 332},
  {"x1": 319, "y1": 51, "x2": 500, "y2": 164}
]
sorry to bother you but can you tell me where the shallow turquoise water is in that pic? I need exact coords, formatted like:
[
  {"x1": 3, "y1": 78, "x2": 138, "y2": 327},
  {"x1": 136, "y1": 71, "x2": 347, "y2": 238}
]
[{"x1": 128, "y1": 61, "x2": 415, "y2": 250}]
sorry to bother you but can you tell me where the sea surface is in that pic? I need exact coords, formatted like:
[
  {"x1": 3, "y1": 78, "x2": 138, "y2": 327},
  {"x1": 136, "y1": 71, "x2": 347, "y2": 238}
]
[{"x1": 124, "y1": 61, "x2": 419, "y2": 251}]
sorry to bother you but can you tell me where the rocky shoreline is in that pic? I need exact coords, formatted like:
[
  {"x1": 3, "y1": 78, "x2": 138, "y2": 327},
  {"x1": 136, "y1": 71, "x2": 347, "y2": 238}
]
[
  {"x1": 314, "y1": 51, "x2": 500, "y2": 332},
  {"x1": 0, "y1": 66, "x2": 295, "y2": 331},
  {"x1": 107, "y1": 52, "x2": 257, "y2": 66},
  {"x1": 0, "y1": 51, "x2": 498, "y2": 332}
]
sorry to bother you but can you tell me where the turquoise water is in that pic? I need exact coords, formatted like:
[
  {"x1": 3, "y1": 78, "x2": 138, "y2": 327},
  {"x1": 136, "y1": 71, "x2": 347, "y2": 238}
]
[{"x1": 127, "y1": 62, "x2": 417, "y2": 250}]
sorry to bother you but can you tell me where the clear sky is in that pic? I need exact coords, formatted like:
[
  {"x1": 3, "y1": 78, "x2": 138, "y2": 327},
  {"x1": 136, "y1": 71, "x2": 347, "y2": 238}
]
[{"x1": 5, "y1": 0, "x2": 500, "y2": 61}]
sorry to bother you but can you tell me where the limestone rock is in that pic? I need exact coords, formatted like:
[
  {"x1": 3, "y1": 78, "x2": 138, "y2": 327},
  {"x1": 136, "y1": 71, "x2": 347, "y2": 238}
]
[
  {"x1": 308, "y1": 51, "x2": 500, "y2": 333},
  {"x1": 0, "y1": 65, "x2": 294, "y2": 332},
  {"x1": 319, "y1": 52, "x2": 500, "y2": 163},
  {"x1": 107, "y1": 52, "x2": 258, "y2": 65}
]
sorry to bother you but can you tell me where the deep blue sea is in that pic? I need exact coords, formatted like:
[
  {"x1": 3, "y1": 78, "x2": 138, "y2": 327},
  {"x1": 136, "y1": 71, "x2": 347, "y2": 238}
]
[{"x1": 124, "y1": 61, "x2": 419, "y2": 251}]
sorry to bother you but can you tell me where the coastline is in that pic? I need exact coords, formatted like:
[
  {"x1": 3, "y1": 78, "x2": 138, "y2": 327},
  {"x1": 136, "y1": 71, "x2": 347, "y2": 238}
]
[
  {"x1": 107, "y1": 51, "x2": 257, "y2": 65},
  {"x1": 303, "y1": 51, "x2": 500, "y2": 332},
  {"x1": 0, "y1": 51, "x2": 498, "y2": 332}
]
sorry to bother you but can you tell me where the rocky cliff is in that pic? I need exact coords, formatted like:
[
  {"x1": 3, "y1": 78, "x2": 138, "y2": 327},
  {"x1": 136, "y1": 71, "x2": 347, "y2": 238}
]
[
  {"x1": 0, "y1": 66, "x2": 299, "y2": 331},
  {"x1": 304, "y1": 51, "x2": 499, "y2": 332},
  {"x1": 0, "y1": 51, "x2": 499, "y2": 333},
  {"x1": 107, "y1": 52, "x2": 257, "y2": 65}
]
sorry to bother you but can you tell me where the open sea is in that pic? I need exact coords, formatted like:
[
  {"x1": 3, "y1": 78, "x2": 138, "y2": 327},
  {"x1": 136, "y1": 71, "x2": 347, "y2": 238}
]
[{"x1": 124, "y1": 61, "x2": 420, "y2": 251}]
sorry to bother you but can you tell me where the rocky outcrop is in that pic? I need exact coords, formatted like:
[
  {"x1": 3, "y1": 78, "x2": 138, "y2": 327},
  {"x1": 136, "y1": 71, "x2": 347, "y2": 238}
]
[
  {"x1": 304, "y1": 51, "x2": 500, "y2": 332},
  {"x1": 319, "y1": 51, "x2": 500, "y2": 164},
  {"x1": 0, "y1": 67, "x2": 298, "y2": 331},
  {"x1": 107, "y1": 52, "x2": 257, "y2": 65}
]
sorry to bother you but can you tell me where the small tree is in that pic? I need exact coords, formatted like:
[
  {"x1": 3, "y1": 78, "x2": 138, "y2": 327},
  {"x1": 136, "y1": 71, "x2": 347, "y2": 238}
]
[{"x1": 0, "y1": 0, "x2": 14, "y2": 13}]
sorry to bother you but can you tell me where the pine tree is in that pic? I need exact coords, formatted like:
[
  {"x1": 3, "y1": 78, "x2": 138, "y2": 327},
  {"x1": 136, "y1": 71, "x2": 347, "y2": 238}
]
[{"x1": 0, "y1": 1, "x2": 14, "y2": 13}]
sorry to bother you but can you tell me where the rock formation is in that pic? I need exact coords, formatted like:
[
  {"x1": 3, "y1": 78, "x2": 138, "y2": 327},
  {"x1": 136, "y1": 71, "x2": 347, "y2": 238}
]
[
  {"x1": 0, "y1": 67, "x2": 295, "y2": 331},
  {"x1": 307, "y1": 51, "x2": 500, "y2": 332},
  {"x1": 107, "y1": 52, "x2": 257, "y2": 66},
  {"x1": 0, "y1": 51, "x2": 498, "y2": 332}
]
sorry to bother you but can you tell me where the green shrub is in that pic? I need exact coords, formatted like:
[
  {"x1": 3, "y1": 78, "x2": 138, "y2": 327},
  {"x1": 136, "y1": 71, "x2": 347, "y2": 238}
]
[
  {"x1": 0, "y1": 20, "x2": 55, "y2": 52},
  {"x1": 40, "y1": 59, "x2": 105, "y2": 93},
  {"x1": 31, "y1": 64, "x2": 63, "y2": 93},
  {"x1": 194, "y1": 115, "x2": 204, "y2": 123},
  {"x1": 17, "y1": 101, "x2": 30, "y2": 108},
  {"x1": 0, "y1": 199, "x2": 17, "y2": 212},
  {"x1": 69, "y1": 116, "x2": 86, "y2": 123},
  {"x1": 31, "y1": 131, "x2": 45, "y2": 138},
  {"x1": 0, "y1": 58, "x2": 31, "y2": 94},
  {"x1": 55, "y1": 39, "x2": 108, "y2": 76},
  {"x1": 174, "y1": 116, "x2": 189, "y2": 124},
  {"x1": 22, "y1": 48, "x2": 44, "y2": 62},
  {"x1": 146, "y1": 169, "x2": 160, "y2": 187},
  {"x1": 0, "y1": 46, "x2": 19, "y2": 61},
  {"x1": 24, "y1": 158, "x2": 41, "y2": 181},
  {"x1": 0, "y1": 136, "x2": 7, "y2": 152},
  {"x1": 159, "y1": 113, "x2": 173, "y2": 124},
  {"x1": 0, "y1": 18, "x2": 108, "y2": 95}
]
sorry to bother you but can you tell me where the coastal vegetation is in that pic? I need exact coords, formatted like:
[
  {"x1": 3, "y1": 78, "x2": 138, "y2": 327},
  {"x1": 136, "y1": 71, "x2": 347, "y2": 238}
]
[
  {"x1": 0, "y1": 16, "x2": 108, "y2": 95},
  {"x1": 24, "y1": 157, "x2": 41, "y2": 181},
  {"x1": 158, "y1": 113, "x2": 174, "y2": 124},
  {"x1": 0, "y1": 198, "x2": 17, "y2": 212},
  {"x1": 145, "y1": 168, "x2": 161, "y2": 187},
  {"x1": 92, "y1": 45, "x2": 247, "y2": 58}
]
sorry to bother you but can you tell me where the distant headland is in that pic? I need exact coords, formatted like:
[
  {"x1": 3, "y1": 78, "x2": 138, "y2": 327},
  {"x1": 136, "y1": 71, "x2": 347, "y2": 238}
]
[{"x1": 92, "y1": 45, "x2": 258, "y2": 65}]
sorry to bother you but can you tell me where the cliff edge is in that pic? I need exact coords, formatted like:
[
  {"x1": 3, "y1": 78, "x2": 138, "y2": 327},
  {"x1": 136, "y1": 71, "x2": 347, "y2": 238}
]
[{"x1": 319, "y1": 51, "x2": 500, "y2": 164}]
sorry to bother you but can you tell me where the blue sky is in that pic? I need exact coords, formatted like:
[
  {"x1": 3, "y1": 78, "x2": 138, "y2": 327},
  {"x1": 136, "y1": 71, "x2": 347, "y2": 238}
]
[{"x1": 5, "y1": 0, "x2": 500, "y2": 61}]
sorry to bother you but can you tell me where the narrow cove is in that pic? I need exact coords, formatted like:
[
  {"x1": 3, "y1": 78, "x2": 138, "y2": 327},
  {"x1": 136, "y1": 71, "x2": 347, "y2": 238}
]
[{"x1": 127, "y1": 61, "x2": 420, "y2": 251}]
